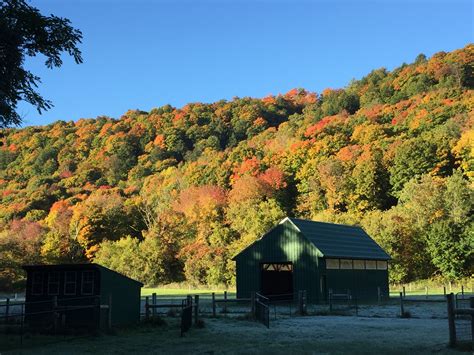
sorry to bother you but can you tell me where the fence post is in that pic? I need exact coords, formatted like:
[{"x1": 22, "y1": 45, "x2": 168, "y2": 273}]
[
  {"x1": 425, "y1": 286, "x2": 428, "y2": 300},
  {"x1": 402, "y1": 286, "x2": 406, "y2": 298},
  {"x1": 250, "y1": 292, "x2": 256, "y2": 318},
  {"x1": 52, "y1": 295, "x2": 58, "y2": 332},
  {"x1": 468, "y1": 297, "x2": 474, "y2": 350},
  {"x1": 223, "y1": 291, "x2": 227, "y2": 313},
  {"x1": 446, "y1": 293, "x2": 456, "y2": 347},
  {"x1": 94, "y1": 296, "x2": 100, "y2": 331},
  {"x1": 303, "y1": 290, "x2": 307, "y2": 315},
  {"x1": 145, "y1": 296, "x2": 150, "y2": 321},
  {"x1": 443, "y1": 286, "x2": 446, "y2": 296},
  {"x1": 107, "y1": 294, "x2": 112, "y2": 331},
  {"x1": 187, "y1": 295, "x2": 192, "y2": 307},
  {"x1": 212, "y1": 292, "x2": 216, "y2": 317},
  {"x1": 329, "y1": 289, "x2": 333, "y2": 312},
  {"x1": 5, "y1": 298, "x2": 9, "y2": 323},
  {"x1": 461, "y1": 285, "x2": 464, "y2": 298},
  {"x1": 152, "y1": 293, "x2": 157, "y2": 319},
  {"x1": 298, "y1": 290, "x2": 302, "y2": 315},
  {"x1": 377, "y1": 287, "x2": 381, "y2": 305},
  {"x1": 355, "y1": 294, "x2": 358, "y2": 316},
  {"x1": 20, "y1": 303, "x2": 24, "y2": 345},
  {"x1": 194, "y1": 295, "x2": 199, "y2": 326},
  {"x1": 399, "y1": 292, "x2": 404, "y2": 317}
]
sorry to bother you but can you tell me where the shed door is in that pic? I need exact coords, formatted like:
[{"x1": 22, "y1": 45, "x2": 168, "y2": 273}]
[{"x1": 260, "y1": 263, "x2": 293, "y2": 299}]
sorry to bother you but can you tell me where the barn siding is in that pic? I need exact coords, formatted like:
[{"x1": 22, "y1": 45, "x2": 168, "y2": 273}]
[
  {"x1": 235, "y1": 220, "x2": 323, "y2": 302},
  {"x1": 324, "y1": 269, "x2": 389, "y2": 301},
  {"x1": 99, "y1": 267, "x2": 142, "y2": 326}
]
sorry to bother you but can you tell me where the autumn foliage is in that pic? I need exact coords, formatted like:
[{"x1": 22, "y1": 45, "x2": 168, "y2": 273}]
[{"x1": 0, "y1": 45, "x2": 473, "y2": 289}]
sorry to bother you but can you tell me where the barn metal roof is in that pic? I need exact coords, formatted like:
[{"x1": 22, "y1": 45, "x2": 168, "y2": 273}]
[{"x1": 282, "y1": 217, "x2": 390, "y2": 260}]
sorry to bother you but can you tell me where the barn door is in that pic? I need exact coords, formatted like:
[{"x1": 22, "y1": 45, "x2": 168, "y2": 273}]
[{"x1": 260, "y1": 263, "x2": 293, "y2": 299}]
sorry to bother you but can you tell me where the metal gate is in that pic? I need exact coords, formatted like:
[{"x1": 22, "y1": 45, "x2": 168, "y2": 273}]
[
  {"x1": 180, "y1": 299, "x2": 192, "y2": 336},
  {"x1": 255, "y1": 293, "x2": 269, "y2": 328}
]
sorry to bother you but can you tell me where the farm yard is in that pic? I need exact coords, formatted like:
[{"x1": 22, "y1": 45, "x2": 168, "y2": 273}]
[
  {"x1": 1, "y1": 286, "x2": 473, "y2": 354},
  {"x1": 0, "y1": 306, "x2": 464, "y2": 354}
]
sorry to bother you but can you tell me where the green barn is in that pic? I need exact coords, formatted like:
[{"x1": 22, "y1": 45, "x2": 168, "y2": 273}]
[
  {"x1": 23, "y1": 263, "x2": 143, "y2": 330},
  {"x1": 233, "y1": 217, "x2": 390, "y2": 303}
]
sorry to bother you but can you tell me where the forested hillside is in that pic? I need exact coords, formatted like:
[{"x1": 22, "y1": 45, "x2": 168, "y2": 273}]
[{"x1": 1, "y1": 45, "x2": 473, "y2": 291}]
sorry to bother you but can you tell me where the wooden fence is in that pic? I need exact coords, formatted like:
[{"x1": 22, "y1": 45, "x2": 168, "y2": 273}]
[{"x1": 0, "y1": 295, "x2": 114, "y2": 347}]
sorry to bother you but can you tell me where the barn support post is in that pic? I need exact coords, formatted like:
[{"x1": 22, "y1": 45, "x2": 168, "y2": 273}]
[
  {"x1": 107, "y1": 294, "x2": 112, "y2": 331},
  {"x1": 446, "y1": 293, "x2": 456, "y2": 347},
  {"x1": 145, "y1": 296, "x2": 150, "y2": 321},
  {"x1": 212, "y1": 292, "x2": 216, "y2": 317},
  {"x1": 5, "y1": 298, "x2": 9, "y2": 323},
  {"x1": 152, "y1": 293, "x2": 157, "y2": 319},
  {"x1": 399, "y1": 292, "x2": 404, "y2": 317},
  {"x1": 250, "y1": 292, "x2": 256, "y2": 318},
  {"x1": 223, "y1": 291, "x2": 227, "y2": 313},
  {"x1": 194, "y1": 295, "x2": 199, "y2": 326}
]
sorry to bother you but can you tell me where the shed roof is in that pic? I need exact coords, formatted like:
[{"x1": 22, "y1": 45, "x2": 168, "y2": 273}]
[
  {"x1": 22, "y1": 263, "x2": 144, "y2": 286},
  {"x1": 283, "y1": 217, "x2": 390, "y2": 260}
]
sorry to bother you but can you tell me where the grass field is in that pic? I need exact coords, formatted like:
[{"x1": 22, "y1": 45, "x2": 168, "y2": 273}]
[{"x1": 389, "y1": 282, "x2": 473, "y2": 297}]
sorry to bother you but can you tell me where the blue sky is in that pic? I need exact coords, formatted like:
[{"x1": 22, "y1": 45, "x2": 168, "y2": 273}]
[{"x1": 18, "y1": 0, "x2": 473, "y2": 126}]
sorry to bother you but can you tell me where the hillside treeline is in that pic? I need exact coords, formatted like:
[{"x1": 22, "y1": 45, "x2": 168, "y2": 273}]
[{"x1": 0, "y1": 45, "x2": 473, "y2": 290}]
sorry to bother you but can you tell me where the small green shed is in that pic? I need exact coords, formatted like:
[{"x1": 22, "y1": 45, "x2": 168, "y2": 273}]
[
  {"x1": 233, "y1": 217, "x2": 390, "y2": 303},
  {"x1": 23, "y1": 263, "x2": 143, "y2": 329}
]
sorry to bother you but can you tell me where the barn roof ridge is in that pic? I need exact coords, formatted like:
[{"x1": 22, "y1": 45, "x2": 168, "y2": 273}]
[{"x1": 287, "y1": 217, "x2": 365, "y2": 229}]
